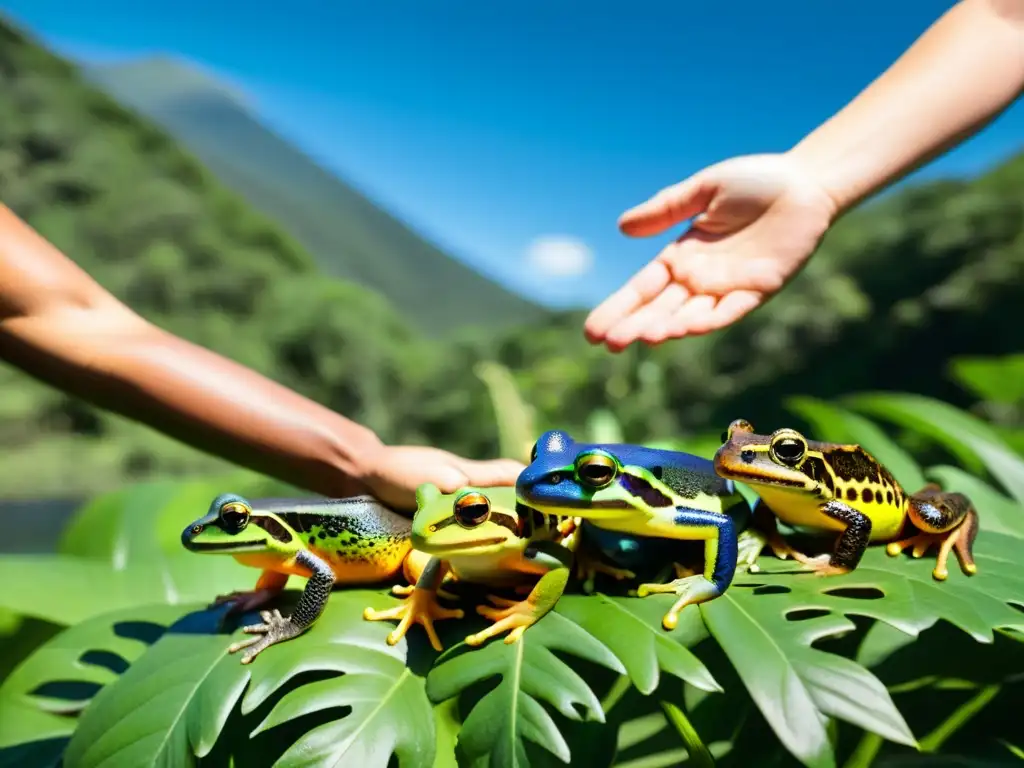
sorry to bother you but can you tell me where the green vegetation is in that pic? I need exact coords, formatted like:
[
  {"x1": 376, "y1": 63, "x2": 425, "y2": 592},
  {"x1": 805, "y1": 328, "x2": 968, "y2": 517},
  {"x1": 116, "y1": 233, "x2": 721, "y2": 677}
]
[
  {"x1": 1, "y1": 17, "x2": 1022, "y2": 502},
  {"x1": 85, "y1": 56, "x2": 543, "y2": 336},
  {"x1": 1, "y1": 389, "x2": 1022, "y2": 767}
]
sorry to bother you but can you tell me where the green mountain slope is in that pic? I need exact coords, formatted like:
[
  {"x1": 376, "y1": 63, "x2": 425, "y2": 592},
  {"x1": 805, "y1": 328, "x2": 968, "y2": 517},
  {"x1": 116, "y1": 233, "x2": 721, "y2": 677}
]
[{"x1": 84, "y1": 56, "x2": 542, "y2": 335}]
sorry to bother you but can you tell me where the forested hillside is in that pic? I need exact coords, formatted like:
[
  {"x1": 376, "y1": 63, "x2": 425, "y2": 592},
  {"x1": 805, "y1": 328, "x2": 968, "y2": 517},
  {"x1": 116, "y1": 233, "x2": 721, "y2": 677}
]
[
  {"x1": 0, "y1": 17, "x2": 1021, "y2": 499},
  {"x1": 85, "y1": 56, "x2": 542, "y2": 336}
]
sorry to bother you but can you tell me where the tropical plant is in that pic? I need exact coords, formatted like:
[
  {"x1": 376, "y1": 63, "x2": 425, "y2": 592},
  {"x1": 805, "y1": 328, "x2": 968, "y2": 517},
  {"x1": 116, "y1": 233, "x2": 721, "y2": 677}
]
[{"x1": 1, "y1": 387, "x2": 1023, "y2": 768}]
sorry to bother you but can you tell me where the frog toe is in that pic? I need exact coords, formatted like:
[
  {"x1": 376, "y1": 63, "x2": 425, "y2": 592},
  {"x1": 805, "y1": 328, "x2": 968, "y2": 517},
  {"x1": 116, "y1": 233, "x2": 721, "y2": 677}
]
[
  {"x1": 364, "y1": 587, "x2": 464, "y2": 652},
  {"x1": 228, "y1": 609, "x2": 302, "y2": 664}
]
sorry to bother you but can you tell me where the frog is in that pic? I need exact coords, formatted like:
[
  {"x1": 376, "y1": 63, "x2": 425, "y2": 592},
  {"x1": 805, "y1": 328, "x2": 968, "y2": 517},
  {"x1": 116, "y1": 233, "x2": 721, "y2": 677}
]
[
  {"x1": 181, "y1": 492, "x2": 432, "y2": 664},
  {"x1": 515, "y1": 430, "x2": 762, "y2": 631},
  {"x1": 364, "y1": 483, "x2": 574, "y2": 649},
  {"x1": 712, "y1": 419, "x2": 979, "y2": 580}
]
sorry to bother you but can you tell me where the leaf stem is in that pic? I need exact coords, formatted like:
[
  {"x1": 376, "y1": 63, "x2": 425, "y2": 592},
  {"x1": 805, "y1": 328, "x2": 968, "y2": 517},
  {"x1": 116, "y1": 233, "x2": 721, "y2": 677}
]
[
  {"x1": 600, "y1": 674, "x2": 632, "y2": 715},
  {"x1": 919, "y1": 684, "x2": 1000, "y2": 753},
  {"x1": 842, "y1": 732, "x2": 884, "y2": 768},
  {"x1": 659, "y1": 699, "x2": 714, "y2": 768}
]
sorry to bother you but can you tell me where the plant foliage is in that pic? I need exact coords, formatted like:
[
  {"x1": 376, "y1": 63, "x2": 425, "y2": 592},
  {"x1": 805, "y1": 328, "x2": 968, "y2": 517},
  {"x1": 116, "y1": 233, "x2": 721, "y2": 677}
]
[{"x1": 2, "y1": 393, "x2": 1023, "y2": 767}]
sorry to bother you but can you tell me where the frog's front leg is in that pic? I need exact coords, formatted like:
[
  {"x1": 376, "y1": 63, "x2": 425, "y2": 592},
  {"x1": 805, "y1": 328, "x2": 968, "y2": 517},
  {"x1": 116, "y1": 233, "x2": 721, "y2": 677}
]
[
  {"x1": 363, "y1": 556, "x2": 464, "y2": 651},
  {"x1": 211, "y1": 570, "x2": 289, "y2": 618},
  {"x1": 798, "y1": 500, "x2": 872, "y2": 577},
  {"x1": 886, "y1": 485, "x2": 979, "y2": 581},
  {"x1": 466, "y1": 542, "x2": 571, "y2": 646},
  {"x1": 227, "y1": 550, "x2": 334, "y2": 664},
  {"x1": 635, "y1": 508, "x2": 738, "y2": 630}
]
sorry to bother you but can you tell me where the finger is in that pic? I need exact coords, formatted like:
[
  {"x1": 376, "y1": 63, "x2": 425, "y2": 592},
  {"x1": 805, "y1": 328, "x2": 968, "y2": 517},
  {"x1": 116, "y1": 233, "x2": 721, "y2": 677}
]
[
  {"x1": 618, "y1": 175, "x2": 714, "y2": 238},
  {"x1": 428, "y1": 464, "x2": 471, "y2": 495},
  {"x1": 665, "y1": 295, "x2": 719, "y2": 338},
  {"x1": 455, "y1": 458, "x2": 525, "y2": 488},
  {"x1": 604, "y1": 283, "x2": 690, "y2": 350},
  {"x1": 685, "y1": 290, "x2": 762, "y2": 335},
  {"x1": 584, "y1": 261, "x2": 670, "y2": 343}
]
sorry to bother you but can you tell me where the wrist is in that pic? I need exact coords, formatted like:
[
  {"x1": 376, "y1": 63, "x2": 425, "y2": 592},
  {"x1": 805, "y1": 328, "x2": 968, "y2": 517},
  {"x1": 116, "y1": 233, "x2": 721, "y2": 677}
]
[
  {"x1": 325, "y1": 421, "x2": 385, "y2": 487},
  {"x1": 783, "y1": 142, "x2": 855, "y2": 222}
]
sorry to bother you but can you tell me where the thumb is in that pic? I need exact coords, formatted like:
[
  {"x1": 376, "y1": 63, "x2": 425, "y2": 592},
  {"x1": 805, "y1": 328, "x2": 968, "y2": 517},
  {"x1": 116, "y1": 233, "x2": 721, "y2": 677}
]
[
  {"x1": 619, "y1": 173, "x2": 715, "y2": 238},
  {"x1": 455, "y1": 458, "x2": 526, "y2": 489}
]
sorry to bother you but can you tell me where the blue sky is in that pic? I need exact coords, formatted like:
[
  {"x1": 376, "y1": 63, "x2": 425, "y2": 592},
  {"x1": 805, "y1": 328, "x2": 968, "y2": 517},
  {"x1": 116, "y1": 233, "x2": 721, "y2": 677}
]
[{"x1": 4, "y1": 0, "x2": 1023, "y2": 308}]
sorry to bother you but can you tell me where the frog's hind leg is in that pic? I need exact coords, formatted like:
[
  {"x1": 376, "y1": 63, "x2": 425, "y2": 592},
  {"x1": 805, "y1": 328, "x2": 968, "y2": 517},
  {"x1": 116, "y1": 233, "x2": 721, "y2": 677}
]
[
  {"x1": 887, "y1": 489, "x2": 978, "y2": 581},
  {"x1": 748, "y1": 500, "x2": 820, "y2": 570}
]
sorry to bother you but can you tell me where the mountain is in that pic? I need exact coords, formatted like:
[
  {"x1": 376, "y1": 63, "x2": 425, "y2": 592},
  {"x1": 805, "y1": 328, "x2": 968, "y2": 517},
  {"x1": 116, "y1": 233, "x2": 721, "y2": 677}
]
[{"x1": 84, "y1": 56, "x2": 542, "y2": 336}]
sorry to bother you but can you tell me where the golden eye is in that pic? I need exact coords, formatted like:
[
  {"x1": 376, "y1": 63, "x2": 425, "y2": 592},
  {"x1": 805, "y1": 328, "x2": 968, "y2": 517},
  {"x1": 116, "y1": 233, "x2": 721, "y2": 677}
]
[
  {"x1": 219, "y1": 501, "x2": 250, "y2": 530},
  {"x1": 454, "y1": 492, "x2": 491, "y2": 528},
  {"x1": 191, "y1": 524, "x2": 203, "y2": 535},
  {"x1": 576, "y1": 452, "x2": 617, "y2": 488},
  {"x1": 770, "y1": 437, "x2": 805, "y2": 465}
]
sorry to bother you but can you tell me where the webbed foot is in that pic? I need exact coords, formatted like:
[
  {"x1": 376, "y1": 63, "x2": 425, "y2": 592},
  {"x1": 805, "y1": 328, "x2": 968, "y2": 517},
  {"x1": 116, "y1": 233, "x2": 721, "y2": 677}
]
[
  {"x1": 797, "y1": 554, "x2": 852, "y2": 578},
  {"x1": 227, "y1": 609, "x2": 303, "y2": 664},
  {"x1": 465, "y1": 593, "x2": 546, "y2": 646},
  {"x1": 765, "y1": 534, "x2": 819, "y2": 566},
  {"x1": 363, "y1": 587, "x2": 464, "y2": 652},
  {"x1": 886, "y1": 528, "x2": 976, "y2": 581},
  {"x1": 737, "y1": 529, "x2": 768, "y2": 572},
  {"x1": 635, "y1": 574, "x2": 722, "y2": 631}
]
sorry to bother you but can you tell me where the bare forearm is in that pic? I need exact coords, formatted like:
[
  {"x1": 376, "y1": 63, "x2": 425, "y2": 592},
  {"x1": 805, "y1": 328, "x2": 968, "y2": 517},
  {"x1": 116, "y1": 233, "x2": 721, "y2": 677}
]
[
  {"x1": 790, "y1": 0, "x2": 1024, "y2": 213},
  {"x1": 0, "y1": 312, "x2": 382, "y2": 497}
]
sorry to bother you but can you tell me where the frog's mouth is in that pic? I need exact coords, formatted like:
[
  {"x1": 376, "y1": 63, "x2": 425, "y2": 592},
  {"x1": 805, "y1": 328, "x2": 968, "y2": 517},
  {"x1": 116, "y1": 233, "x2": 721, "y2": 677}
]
[
  {"x1": 413, "y1": 535, "x2": 507, "y2": 553},
  {"x1": 183, "y1": 539, "x2": 265, "y2": 552}
]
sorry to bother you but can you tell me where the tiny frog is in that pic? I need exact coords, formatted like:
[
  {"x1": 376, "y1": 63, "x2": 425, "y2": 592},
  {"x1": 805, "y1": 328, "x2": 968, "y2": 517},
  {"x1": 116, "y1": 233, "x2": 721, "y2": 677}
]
[
  {"x1": 713, "y1": 419, "x2": 979, "y2": 579},
  {"x1": 365, "y1": 484, "x2": 573, "y2": 649},
  {"x1": 516, "y1": 430, "x2": 761, "y2": 631}
]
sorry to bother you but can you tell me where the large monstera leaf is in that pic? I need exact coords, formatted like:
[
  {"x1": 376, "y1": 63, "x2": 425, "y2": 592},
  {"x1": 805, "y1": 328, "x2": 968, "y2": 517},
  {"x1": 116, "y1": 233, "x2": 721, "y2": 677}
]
[{"x1": 56, "y1": 591, "x2": 436, "y2": 768}]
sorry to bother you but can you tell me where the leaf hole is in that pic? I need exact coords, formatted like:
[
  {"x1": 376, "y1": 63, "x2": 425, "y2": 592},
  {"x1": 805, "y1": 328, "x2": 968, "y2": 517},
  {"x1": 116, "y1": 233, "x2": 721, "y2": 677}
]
[
  {"x1": 79, "y1": 650, "x2": 130, "y2": 674},
  {"x1": 821, "y1": 587, "x2": 885, "y2": 600},
  {"x1": 751, "y1": 585, "x2": 791, "y2": 596},
  {"x1": 29, "y1": 680, "x2": 102, "y2": 708},
  {"x1": 784, "y1": 608, "x2": 831, "y2": 623},
  {"x1": 113, "y1": 620, "x2": 167, "y2": 644}
]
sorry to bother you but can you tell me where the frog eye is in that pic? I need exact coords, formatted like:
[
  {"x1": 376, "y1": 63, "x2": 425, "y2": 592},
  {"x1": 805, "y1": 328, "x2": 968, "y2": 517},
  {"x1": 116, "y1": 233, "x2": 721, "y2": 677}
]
[
  {"x1": 530, "y1": 441, "x2": 539, "y2": 462},
  {"x1": 770, "y1": 437, "x2": 806, "y2": 465},
  {"x1": 575, "y1": 453, "x2": 617, "y2": 488},
  {"x1": 720, "y1": 431, "x2": 728, "y2": 443},
  {"x1": 219, "y1": 501, "x2": 251, "y2": 531},
  {"x1": 454, "y1": 492, "x2": 491, "y2": 528}
]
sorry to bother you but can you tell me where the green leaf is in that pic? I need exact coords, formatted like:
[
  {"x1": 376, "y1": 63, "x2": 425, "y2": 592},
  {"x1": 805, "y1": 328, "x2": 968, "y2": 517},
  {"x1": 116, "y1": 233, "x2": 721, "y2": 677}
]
[
  {"x1": 475, "y1": 360, "x2": 536, "y2": 464},
  {"x1": 554, "y1": 594, "x2": 720, "y2": 695},
  {"x1": 426, "y1": 608, "x2": 625, "y2": 766},
  {"x1": 704, "y1": 525, "x2": 1024, "y2": 768},
  {"x1": 0, "y1": 605, "x2": 184, "y2": 751},
  {"x1": 62, "y1": 604, "x2": 251, "y2": 768},
  {"x1": 787, "y1": 397, "x2": 927, "y2": 492},
  {"x1": 62, "y1": 591, "x2": 436, "y2": 768},
  {"x1": 0, "y1": 555, "x2": 254, "y2": 626},
  {"x1": 845, "y1": 392, "x2": 1024, "y2": 505},
  {"x1": 701, "y1": 584, "x2": 915, "y2": 768}
]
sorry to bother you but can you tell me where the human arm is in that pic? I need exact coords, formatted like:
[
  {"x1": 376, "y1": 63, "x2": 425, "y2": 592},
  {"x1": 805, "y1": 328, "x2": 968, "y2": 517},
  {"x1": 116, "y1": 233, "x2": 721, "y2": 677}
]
[
  {"x1": 0, "y1": 204, "x2": 521, "y2": 508},
  {"x1": 789, "y1": 0, "x2": 1024, "y2": 213},
  {"x1": 586, "y1": 0, "x2": 1024, "y2": 349}
]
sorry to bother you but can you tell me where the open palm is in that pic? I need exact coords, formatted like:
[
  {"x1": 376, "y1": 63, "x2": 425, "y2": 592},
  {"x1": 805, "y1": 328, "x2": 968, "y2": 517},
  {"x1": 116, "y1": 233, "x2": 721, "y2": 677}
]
[{"x1": 585, "y1": 153, "x2": 839, "y2": 351}]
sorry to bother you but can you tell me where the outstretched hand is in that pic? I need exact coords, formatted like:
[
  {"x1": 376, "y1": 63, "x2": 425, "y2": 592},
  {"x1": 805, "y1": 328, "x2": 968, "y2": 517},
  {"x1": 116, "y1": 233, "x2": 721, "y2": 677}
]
[
  {"x1": 584, "y1": 153, "x2": 839, "y2": 351},
  {"x1": 361, "y1": 444, "x2": 525, "y2": 513}
]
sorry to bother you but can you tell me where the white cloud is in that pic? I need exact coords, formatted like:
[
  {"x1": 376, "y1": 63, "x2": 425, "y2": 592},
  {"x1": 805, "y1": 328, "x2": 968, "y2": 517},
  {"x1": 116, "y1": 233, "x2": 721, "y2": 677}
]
[{"x1": 525, "y1": 235, "x2": 594, "y2": 278}]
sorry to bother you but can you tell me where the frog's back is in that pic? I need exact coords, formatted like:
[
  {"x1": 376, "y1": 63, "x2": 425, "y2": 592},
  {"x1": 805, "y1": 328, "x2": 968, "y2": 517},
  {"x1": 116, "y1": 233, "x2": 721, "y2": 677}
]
[
  {"x1": 610, "y1": 444, "x2": 738, "y2": 501},
  {"x1": 257, "y1": 495, "x2": 412, "y2": 582}
]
